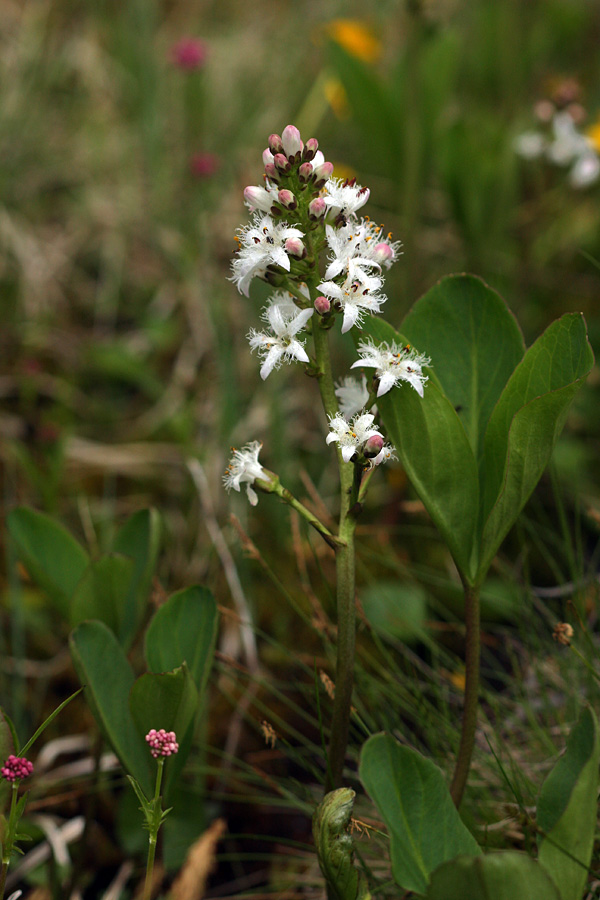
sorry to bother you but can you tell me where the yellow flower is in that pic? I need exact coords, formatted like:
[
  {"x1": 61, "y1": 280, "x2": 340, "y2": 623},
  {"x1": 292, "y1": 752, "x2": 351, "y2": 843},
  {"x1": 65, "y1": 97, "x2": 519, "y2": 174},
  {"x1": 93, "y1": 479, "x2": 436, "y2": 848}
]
[
  {"x1": 585, "y1": 121, "x2": 600, "y2": 153},
  {"x1": 323, "y1": 77, "x2": 350, "y2": 120},
  {"x1": 324, "y1": 19, "x2": 382, "y2": 65}
]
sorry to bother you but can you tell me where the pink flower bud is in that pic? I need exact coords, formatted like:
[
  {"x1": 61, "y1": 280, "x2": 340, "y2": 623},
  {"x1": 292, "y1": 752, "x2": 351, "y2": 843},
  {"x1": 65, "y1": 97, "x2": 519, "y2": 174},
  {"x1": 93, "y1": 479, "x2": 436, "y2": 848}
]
[
  {"x1": 285, "y1": 237, "x2": 305, "y2": 258},
  {"x1": 308, "y1": 197, "x2": 327, "y2": 219},
  {"x1": 263, "y1": 148, "x2": 275, "y2": 167},
  {"x1": 268, "y1": 134, "x2": 284, "y2": 154},
  {"x1": 244, "y1": 185, "x2": 273, "y2": 212},
  {"x1": 372, "y1": 242, "x2": 394, "y2": 265},
  {"x1": 145, "y1": 728, "x2": 179, "y2": 759},
  {"x1": 313, "y1": 161, "x2": 334, "y2": 184},
  {"x1": 170, "y1": 38, "x2": 207, "y2": 71},
  {"x1": 264, "y1": 163, "x2": 280, "y2": 181},
  {"x1": 278, "y1": 189, "x2": 297, "y2": 210},
  {"x1": 298, "y1": 162, "x2": 313, "y2": 182},
  {"x1": 274, "y1": 153, "x2": 291, "y2": 172},
  {"x1": 1, "y1": 755, "x2": 34, "y2": 782},
  {"x1": 314, "y1": 295, "x2": 331, "y2": 315},
  {"x1": 304, "y1": 138, "x2": 319, "y2": 161},
  {"x1": 534, "y1": 99, "x2": 555, "y2": 122},
  {"x1": 363, "y1": 434, "x2": 384, "y2": 458},
  {"x1": 281, "y1": 124, "x2": 303, "y2": 160}
]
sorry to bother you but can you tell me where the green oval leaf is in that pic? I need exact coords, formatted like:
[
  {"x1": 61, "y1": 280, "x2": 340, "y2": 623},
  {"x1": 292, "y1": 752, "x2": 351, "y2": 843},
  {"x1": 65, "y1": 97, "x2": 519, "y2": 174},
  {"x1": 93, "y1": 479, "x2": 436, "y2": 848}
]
[
  {"x1": 69, "y1": 620, "x2": 152, "y2": 794},
  {"x1": 112, "y1": 508, "x2": 162, "y2": 649},
  {"x1": 359, "y1": 734, "x2": 481, "y2": 895},
  {"x1": 479, "y1": 313, "x2": 594, "y2": 578},
  {"x1": 401, "y1": 275, "x2": 525, "y2": 461},
  {"x1": 537, "y1": 707, "x2": 600, "y2": 900},
  {"x1": 70, "y1": 554, "x2": 135, "y2": 637},
  {"x1": 359, "y1": 317, "x2": 480, "y2": 582},
  {"x1": 129, "y1": 665, "x2": 199, "y2": 798},
  {"x1": 8, "y1": 507, "x2": 89, "y2": 619},
  {"x1": 144, "y1": 586, "x2": 218, "y2": 697},
  {"x1": 426, "y1": 852, "x2": 561, "y2": 899}
]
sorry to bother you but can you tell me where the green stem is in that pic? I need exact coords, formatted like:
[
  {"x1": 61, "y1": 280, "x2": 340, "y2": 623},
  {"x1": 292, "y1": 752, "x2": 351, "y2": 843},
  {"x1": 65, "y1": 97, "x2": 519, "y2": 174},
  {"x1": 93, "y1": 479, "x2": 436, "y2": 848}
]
[
  {"x1": 311, "y1": 318, "x2": 359, "y2": 791},
  {"x1": 0, "y1": 783, "x2": 19, "y2": 899},
  {"x1": 450, "y1": 581, "x2": 481, "y2": 807},
  {"x1": 143, "y1": 758, "x2": 165, "y2": 900},
  {"x1": 275, "y1": 483, "x2": 345, "y2": 550}
]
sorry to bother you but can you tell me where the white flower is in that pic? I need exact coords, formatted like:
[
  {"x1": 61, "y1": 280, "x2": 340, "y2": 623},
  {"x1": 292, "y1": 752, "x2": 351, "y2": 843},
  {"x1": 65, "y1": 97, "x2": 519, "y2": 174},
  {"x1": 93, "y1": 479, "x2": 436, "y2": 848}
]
[
  {"x1": 570, "y1": 148, "x2": 600, "y2": 187},
  {"x1": 369, "y1": 443, "x2": 397, "y2": 468},
  {"x1": 223, "y1": 441, "x2": 266, "y2": 506},
  {"x1": 513, "y1": 131, "x2": 547, "y2": 160},
  {"x1": 335, "y1": 374, "x2": 370, "y2": 420},
  {"x1": 326, "y1": 412, "x2": 382, "y2": 463},
  {"x1": 322, "y1": 177, "x2": 370, "y2": 220},
  {"x1": 546, "y1": 111, "x2": 588, "y2": 165},
  {"x1": 324, "y1": 220, "x2": 401, "y2": 280},
  {"x1": 231, "y1": 214, "x2": 304, "y2": 297},
  {"x1": 352, "y1": 338, "x2": 430, "y2": 397},
  {"x1": 317, "y1": 268, "x2": 386, "y2": 333},
  {"x1": 248, "y1": 300, "x2": 314, "y2": 379}
]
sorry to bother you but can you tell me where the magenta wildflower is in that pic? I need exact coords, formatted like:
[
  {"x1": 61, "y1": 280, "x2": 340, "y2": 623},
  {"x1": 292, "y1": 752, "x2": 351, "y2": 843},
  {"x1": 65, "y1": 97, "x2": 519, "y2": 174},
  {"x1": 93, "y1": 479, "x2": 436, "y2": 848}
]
[
  {"x1": 145, "y1": 729, "x2": 179, "y2": 759},
  {"x1": 170, "y1": 38, "x2": 207, "y2": 71},
  {"x1": 1, "y1": 755, "x2": 34, "y2": 782},
  {"x1": 189, "y1": 152, "x2": 220, "y2": 178}
]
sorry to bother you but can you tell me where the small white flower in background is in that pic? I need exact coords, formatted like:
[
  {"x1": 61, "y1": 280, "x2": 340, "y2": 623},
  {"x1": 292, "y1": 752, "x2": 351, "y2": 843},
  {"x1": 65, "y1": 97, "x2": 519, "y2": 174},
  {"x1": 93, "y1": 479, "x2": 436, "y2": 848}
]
[
  {"x1": 513, "y1": 131, "x2": 547, "y2": 160},
  {"x1": 326, "y1": 412, "x2": 382, "y2": 463},
  {"x1": 317, "y1": 268, "x2": 386, "y2": 333},
  {"x1": 223, "y1": 441, "x2": 266, "y2": 506},
  {"x1": 248, "y1": 300, "x2": 314, "y2": 380},
  {"x1": 231, "y1": 214, "x2": 304, "y2": 296},
  {"x1": 352, "y1": 338, "x2": 430, "y2": 397},
  {"x1": 335, "y1": 374, "x2": 371, "y2": 420},
  {"x1": 322, "y1": 177, "x2": 370, "y2": 220},
  {"x1": 514, "y1": 109, "x2": 600, "y2": 190}
]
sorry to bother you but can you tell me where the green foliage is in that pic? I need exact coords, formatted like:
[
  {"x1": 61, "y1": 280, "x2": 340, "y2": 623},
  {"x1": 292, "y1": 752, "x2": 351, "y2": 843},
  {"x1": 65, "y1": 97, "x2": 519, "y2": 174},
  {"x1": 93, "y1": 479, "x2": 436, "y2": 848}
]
[
  {"x1": 112, "y1": 508, "x2": 162, "y2": 648},
  {"x1": 359, "y1": 734, "x2": 481, "y2": 896},
  {"x1": 359, "y1": 580, "x2": 427, "y2": 642},
  {"x1": 361, "y1": 276, "x2": 594, "y2": 585},
  {"x1": 7, "y1": 507, "x2": 89, "y2": 619},
  {"x1": 69, "y1": 620, "x2": 153, "y2": 795},
  {"x1": 70, "y1": 554, "x2": 135, "y2": 635},
  {"x1": 537, "y1": 707, "x2": 600, "y2": 900},
  {"x1": 426, "y1": 851, "x2": 561, "y2": 899},
  {"x1": 312, "y1": 788, "x2": 371, "y2": 900},
  {"x1": 144, "y1": 585, "x2": 218, "y2": 696}
]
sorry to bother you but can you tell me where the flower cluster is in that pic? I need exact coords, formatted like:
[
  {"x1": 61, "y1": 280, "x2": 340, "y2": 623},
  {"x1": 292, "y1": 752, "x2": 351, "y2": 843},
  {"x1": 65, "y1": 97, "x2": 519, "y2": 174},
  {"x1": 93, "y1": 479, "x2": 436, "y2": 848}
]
[
  {"x1": 514, "y1": 85, "x2": 600, "y2": 189},
  {"x1": 145, "y1": 729, "x2": 179, "y2": 759},
  {"x1": 227, "y1": 123, "x2": 430, "y2": 504},
  {"x1": 1, "y1": 754, "x2": 34, "y2": 782}
]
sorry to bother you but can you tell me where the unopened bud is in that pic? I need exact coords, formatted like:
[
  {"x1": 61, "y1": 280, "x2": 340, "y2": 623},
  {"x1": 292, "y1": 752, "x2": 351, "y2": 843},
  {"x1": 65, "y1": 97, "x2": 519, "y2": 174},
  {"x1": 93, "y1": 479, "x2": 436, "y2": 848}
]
[
  {"x1": 268, "y1": 133, "x2": 284, "y2": 154},
  {"x1": 314, "y1": 295, "x2": 331, "y2": 315},
  {"x1": 263, "y1": 148, "x2": 275, "y2": 167},
  {"x1": 372, "y1": 242, "x2": 394, "y2": 265},
  {"x1": 243, "y1": 185, "x2": 273, "y2": 212},
  {"x1": 304, "y1": 138, "x2": 319, "y2": 161},
  {"x1": 285, "y1": 237, "x2": 305, "y2": 258},
  {"x1": 274, "y1": 153, "x2": 291, "y2": 172},
  {"x1": 308, "y1": 197, "x2": 326, "y2": 219},
  {"x1": 264, "y1": 163, "x2": 280, "y2": 181},
  {"x1": 298, "y1": 162, "x2": 313, "y2": 182},
  {"x1": 278, "y1": 189, "x2": 297, "y2": 210},
  {"x1": 281, "y1": 124, "x2": 303, "y2": 160},
  {"x1": 363, "y1": 434, "x2": 384, "y2": 458},
  {"x1": 313, "y1": 161, "x2": 334, "y2": 185}
]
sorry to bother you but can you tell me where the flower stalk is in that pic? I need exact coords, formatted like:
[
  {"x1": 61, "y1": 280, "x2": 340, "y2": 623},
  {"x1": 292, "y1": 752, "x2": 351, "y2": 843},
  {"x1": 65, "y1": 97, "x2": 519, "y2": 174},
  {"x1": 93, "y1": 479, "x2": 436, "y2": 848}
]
[{"x1": 449, "y1": 581, "x2": 481, "y2": 808}]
